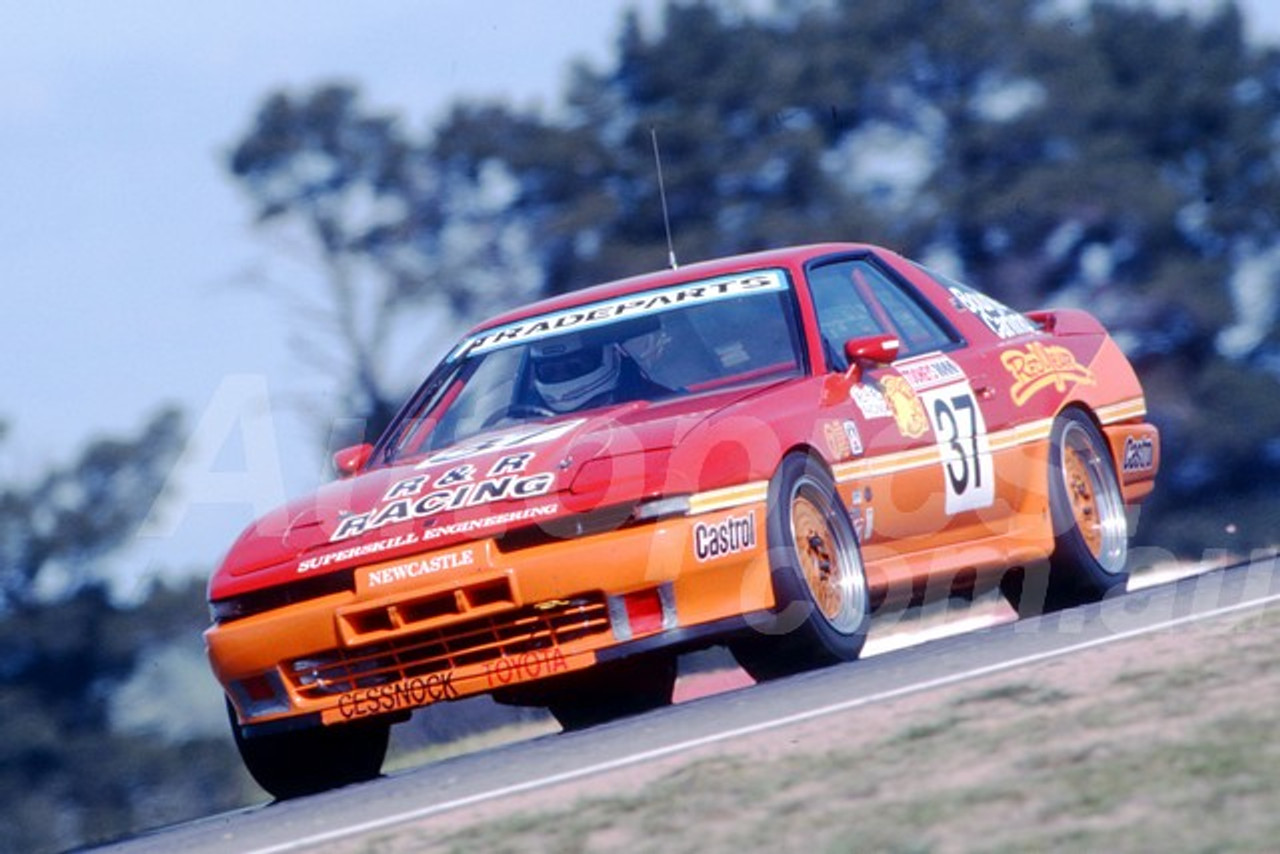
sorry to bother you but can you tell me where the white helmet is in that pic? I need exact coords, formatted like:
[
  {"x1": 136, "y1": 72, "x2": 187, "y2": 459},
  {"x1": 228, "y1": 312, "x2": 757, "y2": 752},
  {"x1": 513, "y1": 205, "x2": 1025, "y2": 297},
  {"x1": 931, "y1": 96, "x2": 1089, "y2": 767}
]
[{"x1": 531, "y1": 334, "x2": 621, "y2": 412}]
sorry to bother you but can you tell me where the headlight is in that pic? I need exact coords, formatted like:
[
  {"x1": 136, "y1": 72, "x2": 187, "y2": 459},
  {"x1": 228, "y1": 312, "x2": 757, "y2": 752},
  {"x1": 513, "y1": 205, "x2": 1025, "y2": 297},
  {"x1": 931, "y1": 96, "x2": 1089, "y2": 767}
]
[{"x1": 209, "y1": 598, "x2": 246, "y2": 623}]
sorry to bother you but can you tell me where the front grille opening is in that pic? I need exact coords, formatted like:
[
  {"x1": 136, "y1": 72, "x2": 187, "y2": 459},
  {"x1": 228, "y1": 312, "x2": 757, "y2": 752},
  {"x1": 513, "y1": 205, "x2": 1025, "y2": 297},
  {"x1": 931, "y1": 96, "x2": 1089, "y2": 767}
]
[
  {"x1": 286, "y1": 593, "x2": 610, "y2": 700},
  {"x1": 346, "y1": 609, "x2": 396, "y2": 635},
  {"x1": 399, "y1": 592, "x2": 462, "y2": 625},
  {"x1": 340, "y1": 575, "x2": 517, "y2": 640},
  {"x1": 464, "y1": 577, "x2": 514, "y2": 609}
]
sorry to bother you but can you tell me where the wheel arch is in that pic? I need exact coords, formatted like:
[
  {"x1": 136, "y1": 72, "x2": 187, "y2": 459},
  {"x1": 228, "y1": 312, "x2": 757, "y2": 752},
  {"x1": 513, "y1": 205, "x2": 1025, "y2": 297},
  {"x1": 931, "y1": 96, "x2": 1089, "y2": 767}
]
[
  {"x1": 780, "y1": 441, "x2": 837, "y2": 477},
  {"x1": 767, "y1": 442, "x2": 847, "y2": 511},
  {"x1": 731, "y1": 446, "x2": 871, "y2": 679},
  {"x1": 1054, "y1": 400, "x2": 1119, "y2": 474}
]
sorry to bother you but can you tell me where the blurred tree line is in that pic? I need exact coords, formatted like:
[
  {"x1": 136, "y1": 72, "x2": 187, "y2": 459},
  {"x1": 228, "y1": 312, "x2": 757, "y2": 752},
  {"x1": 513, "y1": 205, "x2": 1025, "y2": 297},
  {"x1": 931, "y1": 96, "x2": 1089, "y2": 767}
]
[
  {"x1": 0, "y1": 411, "x2": 254, "y2": 853},
  {"x1": 5, "y1": 0, "x2": 1280, "y2": 850},
  {"x1": 228, "y1": 0, "x2": 1280, "y2": 555}
]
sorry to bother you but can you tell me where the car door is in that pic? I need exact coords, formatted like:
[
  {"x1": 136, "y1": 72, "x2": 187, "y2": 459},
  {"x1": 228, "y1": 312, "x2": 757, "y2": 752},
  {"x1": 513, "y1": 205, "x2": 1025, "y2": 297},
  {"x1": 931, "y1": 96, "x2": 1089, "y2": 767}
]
[{"x1": 805, "y1": 255, "x2": 1016, "y2": 569}]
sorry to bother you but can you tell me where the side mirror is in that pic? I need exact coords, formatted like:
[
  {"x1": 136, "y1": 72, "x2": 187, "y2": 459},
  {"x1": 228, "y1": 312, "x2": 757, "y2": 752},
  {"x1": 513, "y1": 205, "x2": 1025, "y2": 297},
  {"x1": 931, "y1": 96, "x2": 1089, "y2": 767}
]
[
  {"x1": 333, "y1": 443, "x2": 374, "y2": 479},
  {"x1": 843, "y1": 334, "x2": 900, "y2": 383}
]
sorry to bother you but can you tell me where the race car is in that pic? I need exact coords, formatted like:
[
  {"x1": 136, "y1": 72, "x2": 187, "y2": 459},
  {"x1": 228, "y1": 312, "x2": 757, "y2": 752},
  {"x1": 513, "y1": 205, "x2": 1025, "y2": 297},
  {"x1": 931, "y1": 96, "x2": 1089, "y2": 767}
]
[{"x1": 206, "y1": 243, "x2": 1159, "y2": 797}]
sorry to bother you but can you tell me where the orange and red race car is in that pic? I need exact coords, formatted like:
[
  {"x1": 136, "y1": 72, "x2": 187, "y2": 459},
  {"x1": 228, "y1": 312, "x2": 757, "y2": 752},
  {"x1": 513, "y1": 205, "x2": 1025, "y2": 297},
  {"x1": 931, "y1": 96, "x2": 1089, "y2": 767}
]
[{"x1": 206, "y1": 243, "x2": 1159, "y2": 797}]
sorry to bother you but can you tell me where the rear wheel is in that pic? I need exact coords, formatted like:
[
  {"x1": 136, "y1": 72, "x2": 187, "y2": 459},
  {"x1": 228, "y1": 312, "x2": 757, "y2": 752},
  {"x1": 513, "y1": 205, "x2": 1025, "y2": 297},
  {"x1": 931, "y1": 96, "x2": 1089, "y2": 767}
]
[
  {"x1": 730, "y1": 454, "x2": 869, "y2": 681},
  {"x1": 1003, "y1": 409, "x2": 1129, "y2": 616},
  {"x1": 228, "y1": 701, "x2": 389, "y2": 800}
]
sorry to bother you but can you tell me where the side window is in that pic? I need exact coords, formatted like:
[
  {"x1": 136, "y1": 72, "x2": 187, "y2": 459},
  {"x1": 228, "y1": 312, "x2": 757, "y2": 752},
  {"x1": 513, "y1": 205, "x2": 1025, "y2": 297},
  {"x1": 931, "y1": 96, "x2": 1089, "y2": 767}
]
[
  {"x1": 807, "y1": 263, "x2": 887, "y2": 370},
  {"x1": 807, "y1": 259, "x2": 957, "y2": 369}
]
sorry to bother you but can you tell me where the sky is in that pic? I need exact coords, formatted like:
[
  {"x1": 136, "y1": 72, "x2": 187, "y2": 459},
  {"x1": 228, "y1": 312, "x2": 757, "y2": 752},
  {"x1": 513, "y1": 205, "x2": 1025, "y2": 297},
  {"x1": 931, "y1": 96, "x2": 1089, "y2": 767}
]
[
  {"x1": 1, "y1": 1, "x2": 647, "y2": 591},
  {"x1": 1, "y1": 0, "x2": 1277, "y2": 594}
]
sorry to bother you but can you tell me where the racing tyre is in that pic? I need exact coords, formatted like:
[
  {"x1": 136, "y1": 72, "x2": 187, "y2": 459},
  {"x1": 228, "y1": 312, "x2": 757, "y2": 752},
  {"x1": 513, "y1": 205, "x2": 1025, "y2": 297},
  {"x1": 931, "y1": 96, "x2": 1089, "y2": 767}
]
[
  {"x1": 545, "y1": 655, "x2": 677, "y2": 731},
  {"x1": 730, "y1": 453, "x2": 870, "y2": 681},
  {"x1": 1003, "y1": 409, "x2": 1129, "y2": 617},
  {"x1": 228, "y1": 701, "x2": 389, "y2": 799}
]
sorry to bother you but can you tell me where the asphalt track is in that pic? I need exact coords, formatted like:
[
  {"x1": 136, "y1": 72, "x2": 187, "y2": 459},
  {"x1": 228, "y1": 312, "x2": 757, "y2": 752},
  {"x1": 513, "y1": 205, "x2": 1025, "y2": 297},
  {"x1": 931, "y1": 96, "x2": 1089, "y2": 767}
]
[{"x1": 90, "y1": 553, "x2": 1280, "y2": 854}]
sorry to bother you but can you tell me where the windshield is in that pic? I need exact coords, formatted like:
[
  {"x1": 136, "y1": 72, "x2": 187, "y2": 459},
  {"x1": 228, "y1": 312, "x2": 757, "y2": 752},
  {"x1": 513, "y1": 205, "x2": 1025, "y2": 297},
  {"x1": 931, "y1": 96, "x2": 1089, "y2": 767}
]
[{"x1": 379, "y1": 269, "x2": 805, "y2": 463}]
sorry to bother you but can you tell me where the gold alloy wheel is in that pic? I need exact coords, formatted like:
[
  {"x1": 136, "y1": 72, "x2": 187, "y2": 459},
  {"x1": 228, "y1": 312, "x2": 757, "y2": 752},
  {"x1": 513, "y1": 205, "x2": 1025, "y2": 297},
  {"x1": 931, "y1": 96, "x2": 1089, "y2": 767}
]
[
  {"x1": 1063, "y1": 442, "x2": 1103, "y2": 556},
  {"x1": 729, "y1": 458, "x2": 872, "y2": 680},
  {"x1": 789, "y1": 483, "x2": 868, "y2": 634},
  {"x1": 1058, "y1": 420, "x2": 1127, "y2": 574}
]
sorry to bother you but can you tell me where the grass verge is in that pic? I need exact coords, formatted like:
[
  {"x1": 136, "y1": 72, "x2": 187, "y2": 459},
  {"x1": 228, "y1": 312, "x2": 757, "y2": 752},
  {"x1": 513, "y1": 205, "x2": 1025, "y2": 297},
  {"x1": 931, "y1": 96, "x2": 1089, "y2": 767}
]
[{"x1": 335, "y1": 601, "x2": 1280, "y2": 854}]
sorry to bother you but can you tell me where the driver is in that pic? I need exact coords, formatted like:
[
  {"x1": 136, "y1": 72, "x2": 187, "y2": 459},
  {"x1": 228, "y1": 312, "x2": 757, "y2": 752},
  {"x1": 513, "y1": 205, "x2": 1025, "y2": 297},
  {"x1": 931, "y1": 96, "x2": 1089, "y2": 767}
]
[{"x1": 530, "y1": 334, "x2": 623, "y2": 413}]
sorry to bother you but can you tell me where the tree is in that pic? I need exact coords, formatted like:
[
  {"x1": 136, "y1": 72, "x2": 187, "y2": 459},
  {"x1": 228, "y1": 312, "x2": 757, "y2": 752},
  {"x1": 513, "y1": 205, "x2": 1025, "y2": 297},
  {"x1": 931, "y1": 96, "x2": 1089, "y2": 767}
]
[
  {"x1": 227, "y1": 85, "x2": 424, "y2": 439},
  {"x1": 425, "y1": 0, "x2": 1280, "y2": 550},
  {"x1": 0, "y1": 577, "x2": 252, "y2": 853},
  {"x1": 227, "y1": 85, "x2": 541, "y2": 442},
  {"x1": 0, "y1": 412, "x2": 252, "y2": 852},
  {"x1": 0, "y1": 408, "x2": 184, "y2": 610},
  {"x1": 227, "y1": 1, "x2": 1280, "y2": 549}
]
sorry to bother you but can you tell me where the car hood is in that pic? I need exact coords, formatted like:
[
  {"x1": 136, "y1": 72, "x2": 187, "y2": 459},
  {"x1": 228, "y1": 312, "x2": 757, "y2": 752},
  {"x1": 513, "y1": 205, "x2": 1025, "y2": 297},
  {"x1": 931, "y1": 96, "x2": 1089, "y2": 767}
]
[{"x1": 210, "y1": 383, "x2": 781, "y2": 599}]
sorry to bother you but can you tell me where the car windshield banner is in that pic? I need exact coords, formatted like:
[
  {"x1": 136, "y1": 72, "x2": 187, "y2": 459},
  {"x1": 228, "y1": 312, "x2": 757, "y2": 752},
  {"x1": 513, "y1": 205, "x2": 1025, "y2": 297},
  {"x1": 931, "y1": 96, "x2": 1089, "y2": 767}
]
[{"x1": 453, "y1": 269, "x2": 788, "y2": 359}]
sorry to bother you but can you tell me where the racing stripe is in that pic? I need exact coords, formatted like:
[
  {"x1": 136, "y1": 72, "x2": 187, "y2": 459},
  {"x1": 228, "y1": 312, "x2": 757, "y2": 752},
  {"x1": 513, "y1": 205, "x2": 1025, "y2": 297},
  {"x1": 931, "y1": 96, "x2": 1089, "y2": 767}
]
[
  {"x1": 1095, "y1": 398, "x2": 1147, "y2": 424},
  {"x1": 687, "y1": 482, "x2": 769, "y2": 514},
  {"x1": 832, "y1": 445, "x2": 939, "y2": 483},
  {"x1": 682, "y1": 397, "x2": 1146, "y2": 509}
]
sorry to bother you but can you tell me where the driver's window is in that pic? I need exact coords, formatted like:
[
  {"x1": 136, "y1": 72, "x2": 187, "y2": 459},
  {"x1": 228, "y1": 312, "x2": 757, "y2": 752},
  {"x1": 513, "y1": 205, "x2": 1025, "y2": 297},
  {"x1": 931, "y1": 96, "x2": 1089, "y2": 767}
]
[
  {"x1": 807, "y1": 259, "x2": 955, "y2": 370},
  {"x1": 808, "y1": 262, "x2": 889, "y2": 370}
]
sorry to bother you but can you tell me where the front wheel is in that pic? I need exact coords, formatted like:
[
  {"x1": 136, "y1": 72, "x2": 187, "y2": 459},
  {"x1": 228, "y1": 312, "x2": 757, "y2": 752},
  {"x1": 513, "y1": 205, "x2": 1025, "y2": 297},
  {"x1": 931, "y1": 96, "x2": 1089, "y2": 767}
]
[
  {"x1": 228, "y1": 701, "x2": 389, "y2": 800},
  {"x1": 1003, "y1": 409, "x2": 1129, "y2": 616},
  {"x1": 544, "y1": 655, "x2": 677, "y2": 731},
  {"x1": 730, "y1": 454, "x2": 870, "y2": 681}
]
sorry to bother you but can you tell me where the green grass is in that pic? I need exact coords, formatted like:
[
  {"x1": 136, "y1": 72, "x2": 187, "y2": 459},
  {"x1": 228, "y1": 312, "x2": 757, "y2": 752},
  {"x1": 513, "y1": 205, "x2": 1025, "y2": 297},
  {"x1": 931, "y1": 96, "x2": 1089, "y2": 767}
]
[{"x1": 334, "y1": 606, "x2": 1280, "y2": 854}]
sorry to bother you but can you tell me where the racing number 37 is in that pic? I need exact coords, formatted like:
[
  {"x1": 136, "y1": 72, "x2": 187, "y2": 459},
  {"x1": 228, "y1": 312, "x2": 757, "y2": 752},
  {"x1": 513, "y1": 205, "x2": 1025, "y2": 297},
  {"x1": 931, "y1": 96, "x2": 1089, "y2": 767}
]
[{"x1": 924, "y1": 386, "x2": 994, "y2": 515}]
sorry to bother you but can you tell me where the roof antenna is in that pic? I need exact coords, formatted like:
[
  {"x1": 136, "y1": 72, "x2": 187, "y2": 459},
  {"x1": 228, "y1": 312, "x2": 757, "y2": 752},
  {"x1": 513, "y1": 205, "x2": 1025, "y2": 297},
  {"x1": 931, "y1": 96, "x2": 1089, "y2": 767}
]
[{"x1": 650, "y1": 126, "x2": 678, "y2": 270}]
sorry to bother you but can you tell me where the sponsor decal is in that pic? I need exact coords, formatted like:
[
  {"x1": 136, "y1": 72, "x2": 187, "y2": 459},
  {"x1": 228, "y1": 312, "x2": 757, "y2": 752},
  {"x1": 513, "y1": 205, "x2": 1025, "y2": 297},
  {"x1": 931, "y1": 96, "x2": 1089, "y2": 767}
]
[
  {"x1": 362, "y1": 548, "x2": 477, "y2": 591},
  {"x1": 1001, "y1": 342, "x2": 1096, "y2": 406},
  {"x1": 459, "y1": 271, "x2": 787, "y2": 356},
  {"x1": 337, "y1": 672, "x2": 459, "y2": 720},
  {"x1": 1123, "y1": 435, "x2": 1155, "y2": 473},
  {"x1": 843, "y1": 420, "x2": 864, "y2": 457},
  {"x1": 921, "y1": 383, "x2": 995, "y2": 514},
  {"x1": 823, "y1": 421, "x2": 848, "y2": 459},
  {"x1": 421, "y1": 503, "x2": 559, "y2": 543},
  {"x1": 850, "y1": 384, "x2": 893, "y2": 420},
  {"x1": 483, "y1": 647, "x2": 570, "y2": 688},
  {"x1": 881, "y1": 375, "x2": 930, "y2": 439},
  {"x1": 895, "y1": 354, "x2": 965, "y2": 391},
  {"x1": 693, "y1": 511, "x2": 758, "y2": 562},
  {"x1": 950, "y1": 286, "x2": 1039, "y2": 340},
  {"x1": 852, "y1": 506, "x2": 875, "y2": 542},
  {"x1": 823, "y1": 420, "x2": 863, "y2": 460},
  {"x1": 298, "y1": 532, "x2": 421, "y2": 573},
  {"x1": 332, "y1": 452, "x2": 555, "y2": 542},
  {"x1": 418, "y1": 419, "x2": 585, "y2": 468}
]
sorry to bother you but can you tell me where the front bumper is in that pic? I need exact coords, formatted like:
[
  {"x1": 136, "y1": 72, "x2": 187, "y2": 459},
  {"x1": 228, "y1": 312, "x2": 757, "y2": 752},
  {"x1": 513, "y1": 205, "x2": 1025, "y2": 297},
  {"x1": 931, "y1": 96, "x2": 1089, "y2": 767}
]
[{"x1": 209, "y1": 500, "x2": 774, "y2": 730}]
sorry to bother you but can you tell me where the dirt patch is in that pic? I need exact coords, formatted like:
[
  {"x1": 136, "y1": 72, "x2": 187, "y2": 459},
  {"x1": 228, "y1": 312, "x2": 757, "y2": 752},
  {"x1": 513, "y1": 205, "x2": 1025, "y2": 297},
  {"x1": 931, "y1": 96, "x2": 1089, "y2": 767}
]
[{"x1": 330, "y1": 602, "x2": 1280, "y2": 853}]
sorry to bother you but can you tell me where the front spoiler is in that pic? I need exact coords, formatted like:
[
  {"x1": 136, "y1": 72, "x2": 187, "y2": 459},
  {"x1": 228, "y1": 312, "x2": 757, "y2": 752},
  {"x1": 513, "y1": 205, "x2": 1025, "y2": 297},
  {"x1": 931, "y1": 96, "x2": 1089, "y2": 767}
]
[{"x1": 236, "y1": 609, "x2": 774, "y2": 739}]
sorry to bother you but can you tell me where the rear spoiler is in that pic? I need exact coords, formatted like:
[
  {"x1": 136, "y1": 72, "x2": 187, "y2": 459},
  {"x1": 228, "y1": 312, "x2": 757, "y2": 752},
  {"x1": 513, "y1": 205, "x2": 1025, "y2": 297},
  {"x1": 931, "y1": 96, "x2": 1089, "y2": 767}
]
[{"x1": 1026, "y1": 308, "x2": 1107, "y2": 337}]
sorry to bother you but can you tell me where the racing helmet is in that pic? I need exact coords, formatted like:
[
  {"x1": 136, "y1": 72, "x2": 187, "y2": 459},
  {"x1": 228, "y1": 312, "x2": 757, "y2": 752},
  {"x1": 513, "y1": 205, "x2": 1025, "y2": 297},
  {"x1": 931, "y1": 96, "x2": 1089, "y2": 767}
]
[{"x1": 530, "y1": 334, "x2": 621, "y2": 412}]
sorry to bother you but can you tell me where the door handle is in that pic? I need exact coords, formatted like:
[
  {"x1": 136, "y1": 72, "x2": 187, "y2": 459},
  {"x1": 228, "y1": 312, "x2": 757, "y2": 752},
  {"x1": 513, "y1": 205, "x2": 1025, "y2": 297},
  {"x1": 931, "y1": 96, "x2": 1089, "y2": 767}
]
[{"x1": 969, "y1": 377, "x2": 997, "y2": 401}]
